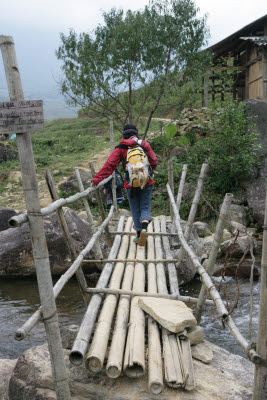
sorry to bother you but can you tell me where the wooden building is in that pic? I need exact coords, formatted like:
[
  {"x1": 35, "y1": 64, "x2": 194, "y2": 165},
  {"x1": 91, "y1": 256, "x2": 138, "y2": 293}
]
[{"x1": 203, "y1": 14, "x2": 267, "y2": 105}]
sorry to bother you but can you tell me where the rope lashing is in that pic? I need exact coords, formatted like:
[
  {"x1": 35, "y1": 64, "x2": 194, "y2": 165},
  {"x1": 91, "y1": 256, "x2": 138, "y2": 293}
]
[{"x1": 40, "y1": 310, "x2": 57, "y2": 322}]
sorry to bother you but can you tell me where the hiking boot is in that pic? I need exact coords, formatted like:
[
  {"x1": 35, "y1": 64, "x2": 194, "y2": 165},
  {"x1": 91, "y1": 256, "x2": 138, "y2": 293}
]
[
  {"x1": 138, "y1": 229, "x2": 147, "y2": 247},
  {"x1": 133, "y1": 236, "x2": 140, "y2": 244}
]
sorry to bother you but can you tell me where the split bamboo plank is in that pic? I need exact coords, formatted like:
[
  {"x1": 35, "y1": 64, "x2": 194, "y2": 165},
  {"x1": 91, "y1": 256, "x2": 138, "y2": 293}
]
[
  {"x1": 69, "y1": 216, "x2": 125, "y2": 366},
  {"x1": 15, "y1": 206, "x2": 114, "y2": 341},
  {"x1": 123, "y1": 244, "x2": 146, "y2": 378},
  {"x1": 195, "y1": 193, "x2": 233, "y2": 323},
  {"x1": 86, "y1": 218, "x2": 132, "y2": 372},
  {"x1": 83, "y1": 257, "x2": 179, "y2": 263},
  {"x1": 179, "y1": 336, "x2": 195, "y2": 390},
  {"x1": 147, "y1": 223, "x2": 163, "y2": 394},
  {"x1": 106, "y1": 229, "x2": 137, "y2": 378},
  {"x1": 45, "y1": 169, "x2": 89, "y2": 305},
  {"x1": 167, "y1": 184, "x2": 261, "y2": 363},
  {"x1": 0, "y1": 35, "x2": 71, "y2": 399},
  {"x1": 161, "y1": 219, "x2": 179, "y2": 295},
  {"x1": 176, "y1": 163, "x2": 208, "y2": 267},
  {"x1": 9, "y1": 175, "x2": 112, "y2": 227},
  {"x1": 74, "y1": 167, "x2": 103, "y2": 266},
  {"x1": 110, "y1": 231, "x2": 178, "y2": 236}
]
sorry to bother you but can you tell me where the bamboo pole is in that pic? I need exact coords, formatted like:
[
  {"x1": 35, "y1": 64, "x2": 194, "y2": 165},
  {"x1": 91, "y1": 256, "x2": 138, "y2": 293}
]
[
  {"x1": 123, "y1": 244, "x2": 146, "y2": 378},
  {"x1": 195, "y1": 193, "x2": 233, "y2": 323},
  {"x1": 176, "y1": 164, "x2": 188, "y2": 212},
  {"x1": 74, "y1": 167, "x2": 103, "y2": 267},
  {"x1": 167, "y1": 184, "x2": 261, "y2": 362},
  {"x1": 45, "y1": 169, "x2": 89, "y2": 304},
  {"x1": 14, "y1": 206, "x2": 114, "y2": 341},
  {"x1": 110, "y1": 120, "x2": 118, "y2": 214},
  {"x1": 147, "y1": 223, "x2": 163, "y2": 394},
  {"x1": 168, "y1": 159, "x2": 175, "y2": 220},
  {"x1": 69, "y1": 216, "x2": 125, "y2": 366},
  {"x1": 176, "y1": 163, "x2": 208, "y2": 267},
  {"x1": 253, "y1": 188, "x2": 267, "y2": 399},
  {"x1": 154, "y1": 218, "x2": 184, "y2": 388},
  {"x1": 0, "y1": 35, "x2": 71, "y2": 399},
  {"x1": 89, "y1": 162, "x2": 112, "y2": 246},
  {"x1": 83, "y1": 258, "x2": 180, "y2": 263},
  {"x1": 9, "y1": 175, "x2": 112, "y2": 227},
  {"x1": 85, "y1": 217, "x2": 132, "y2": 372},
  {"x1": 161, "y1": 219, "x2": 179, "y2": 295},
  {"x1": 85, "y1": 287, "x2": 214, "y2": 305},
  {"x1": 106, "y1": 228, "x2": 137, "y2": 378}
]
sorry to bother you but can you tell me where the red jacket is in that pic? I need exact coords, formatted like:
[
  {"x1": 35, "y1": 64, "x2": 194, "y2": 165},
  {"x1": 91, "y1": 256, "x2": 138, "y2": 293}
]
[{"x1": 92, "y1": 136, "x2": 157, "y2": 188}]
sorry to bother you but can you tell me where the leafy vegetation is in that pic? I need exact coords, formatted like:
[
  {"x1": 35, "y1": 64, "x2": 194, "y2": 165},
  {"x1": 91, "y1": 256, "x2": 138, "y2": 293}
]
[{"x1": 56, "y1": 0, "x2": 209, "y2": 137}]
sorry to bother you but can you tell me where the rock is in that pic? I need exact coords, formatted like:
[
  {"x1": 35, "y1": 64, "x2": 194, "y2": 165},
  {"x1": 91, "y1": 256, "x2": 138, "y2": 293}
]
[
  {"x1": 118, "y1": 208, "x2": 131, "y2": 217},
  {"x1": 60, "y1": 324, "x2": 79, "y2": 349},
  {"x1": 138, "y1": 297, "x2": 197, "y2": 333},
  {"x1": 0, "y1": 358, "x2": 17, "y2": 400},
  {"x1": 220, "y1": 235, "x2": 258, "y2": 258},
  {"x1": 191, "y1": 341, "x2": 213, "y2": 364},
  {"x1": 186, "y1": 326, "x2": 205, "y2": 345},
  {"x1": 230, "y1": 221, "x2": 247, "y2": 235},
  {"x1": 229, "y1": 204, "x2": 248, "y2": 226},
  {"x1": 0, "y1": 208, "x2": 102, "y2": 277},
  {"x1": 59, "y1": 169, "x2": 92, "y2": 194},
  {"x1": 77, "y1": 210, "x2": 88, "y2": 222},
  {"x1": 193, "y1": 221, "x2": 212, "y2": 238},
  {"x1": 222, "y1": 229, "x2": 232, "y2": 241},
  {"x1": 8, "y1": 342, "x2": 254, "y2": 400},
  {"x1": 246, "y1": 177, "x2": 266, "y2": 227},
  {"x1": 169, "y1": 146, "x2": 186, "y2": 158},
  {"x1": 0, "y1": 206, "x2": 17, "y2": 232},
  {"x1": 0, "y1": 143, "x2": 18, "y2": 162},
  {"x1": 213, "y1": 263, "x2": 259, "y2": 279},
  {"x1": 201, "y1": 234, "x2": 216, "y2": 256}
]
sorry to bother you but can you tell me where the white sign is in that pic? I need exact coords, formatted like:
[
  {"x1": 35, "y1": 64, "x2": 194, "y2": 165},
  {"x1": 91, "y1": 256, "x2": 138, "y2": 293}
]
[{"x1": 0, "y1": 100, "x2": 44, "y2": 133}]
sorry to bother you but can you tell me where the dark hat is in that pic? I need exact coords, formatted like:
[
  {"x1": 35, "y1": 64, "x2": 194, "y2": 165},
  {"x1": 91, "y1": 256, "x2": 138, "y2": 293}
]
[{"x1": 123, "y1": 124, "x2": 138, "y2": 136}]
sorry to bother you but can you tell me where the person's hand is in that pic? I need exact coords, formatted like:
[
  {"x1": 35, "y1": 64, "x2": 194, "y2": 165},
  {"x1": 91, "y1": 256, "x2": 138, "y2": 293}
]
[{"x1": 90, "y1": 181, "x2": 96, "y2": 188}]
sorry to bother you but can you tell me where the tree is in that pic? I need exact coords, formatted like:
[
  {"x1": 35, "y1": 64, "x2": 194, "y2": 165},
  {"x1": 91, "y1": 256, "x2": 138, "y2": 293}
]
[{"x1": 56, "y1": 0, "x2": 209, "y2": 137}]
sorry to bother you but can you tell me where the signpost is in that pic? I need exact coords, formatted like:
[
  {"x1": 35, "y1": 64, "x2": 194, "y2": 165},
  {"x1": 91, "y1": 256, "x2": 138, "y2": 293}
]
[{"x1": 0, "y1": 99, "x2": 44, "y2": 133}]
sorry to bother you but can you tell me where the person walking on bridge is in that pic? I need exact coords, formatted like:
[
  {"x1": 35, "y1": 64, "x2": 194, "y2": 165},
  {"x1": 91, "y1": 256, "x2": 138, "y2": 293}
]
[{"x1": 91, "y1": 124, "x2": 157, "y2": 246}]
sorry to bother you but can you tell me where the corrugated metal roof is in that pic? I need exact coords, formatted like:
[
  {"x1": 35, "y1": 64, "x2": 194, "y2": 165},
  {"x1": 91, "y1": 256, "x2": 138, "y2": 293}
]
[{"x1": 240, "y1": 36, "x2": 267, "y2": 46}]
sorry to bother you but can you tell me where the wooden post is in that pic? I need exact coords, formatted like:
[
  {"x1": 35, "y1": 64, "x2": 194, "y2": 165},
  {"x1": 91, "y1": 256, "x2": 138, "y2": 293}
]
[
  {"x1": 253, "y1": 188, "x2": 267, "y2": 400},
  {"x1": 74, "y1": 167, "x2": 103, "y2": 267},
  {"x1": 168, "y1": 159, "x2": 174, "y2": 219},
  {"x1": 195, "y1": 193, "x2": 233, "y2": 323},
  {"x1": 89, "y1": 162, "x2": 112, "y2": 246},
  {"x1": 176, "y1": 163, "x2": 208, "y2": 267},
  {"x1": 110, "y1": 120, "x2": 118, "y2": 214},
  {"x1": 0, "y1": 36, "x2": 71, "y2": 399},
  {"x1": 45, "y1": 169, "x2": 89, "y2": 304},
  {"x1": 176, "y1": 164, "x2": 187, "y2": 213}
]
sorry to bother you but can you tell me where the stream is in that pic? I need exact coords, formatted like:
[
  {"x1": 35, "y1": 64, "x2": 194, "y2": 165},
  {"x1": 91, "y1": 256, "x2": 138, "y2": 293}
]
[{"x1": 0, "y1": 270, "x2": 260, "y2": 360}]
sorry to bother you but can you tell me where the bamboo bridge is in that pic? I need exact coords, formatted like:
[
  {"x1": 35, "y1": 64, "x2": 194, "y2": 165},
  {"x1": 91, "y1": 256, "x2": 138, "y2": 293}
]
[{"x1": 1, "y1": 34, "x2": 267, "y2": 400}]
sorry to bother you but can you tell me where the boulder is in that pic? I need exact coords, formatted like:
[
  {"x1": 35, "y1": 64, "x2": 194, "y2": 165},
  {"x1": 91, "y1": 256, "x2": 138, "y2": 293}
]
[
  {"x1": 229, "y1": 204, "x2": 248, "y2": 226},
  {"x1": 58, "y1": 169, "x2": 92, "y2": 194},
  {"x1": 246, "y1": 177, "x2": 266, "y2": 227},
  {"x1": 0, "y1": 358, "x2": 17, "y2": 400},
  {"x1": 222, "y1": 229, "x2": 232, "y2": 241},
  {"x1": 169, "y1": 146, "x2": 186, "y2": 158},
  {"x1": 8, "y1": 342, "x2": 254, "y2": 400},
  {"x1": 193, "y1": 221, "x2": 212, "y2": 238},
  {"x1": 0, "y1": 143, "x2": 18, "y2": 162},
  {"x1": 60, "y1": 324, "x2": 79, "y2": 350},
  {"x1": 191, "y1": 341, "x2": 213, "y2": 364},
  {"x1": 186, "y1": 326, "x2": 205, "y2": 345},
  {"x1": 213, "y1": 263, "x2": 259, "y2": 279},
  {"x1": 220, "y1": 235, "x2": 258, "y2": 258},
  {"x1": 0, "y1": 208, "x2": 102, "y2": 277},
  {"x1": 0, "y1": 206, "x2": 17, "y2": 232},
  {"x1": 138, "y1": 297, "x2": 197, "y2": 333}
]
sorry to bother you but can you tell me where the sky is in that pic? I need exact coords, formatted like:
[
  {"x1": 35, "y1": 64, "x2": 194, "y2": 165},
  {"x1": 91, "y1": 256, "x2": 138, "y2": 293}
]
[{"x1": 0, "y1": 0, "x2": 266, "y2": 119}]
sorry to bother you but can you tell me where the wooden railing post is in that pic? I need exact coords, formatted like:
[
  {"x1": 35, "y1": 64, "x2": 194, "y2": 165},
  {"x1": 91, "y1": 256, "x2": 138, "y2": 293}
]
[
  {"x1": 0, "y1": 35, "x2": 71, "y2": 399},
  {"x1": 110, "y1": 120, "x2": 118, "y2": 215}
]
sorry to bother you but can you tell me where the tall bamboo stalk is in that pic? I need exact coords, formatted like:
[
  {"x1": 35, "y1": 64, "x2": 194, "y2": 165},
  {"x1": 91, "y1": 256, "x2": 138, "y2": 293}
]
[
  {"x1": 161, "y1": 219, "x2": 179, "y2": 295},
  {"x1": 9, "y1": 175, "x2": 112, "y2": 227},
  {"x1": 110, "y1": 119, "x2": 118, "y2": 214},
  {"x1": 147, "y1": 223, "x2": 163, "y2": 394},
  {"x1": 15, "y1": 206, "x2": 114, "y2": 341},
  {"x1": 70, "y1": 216, "x2": 125, "y2": 366},
  {"x1": 253, "y1": 188, "x2": 267, "y2": 400},
  {"x1": 176, "y1": 164, "x2": 188, "y2": 212},
  {"x1": 74, "y1": 167, "x2": 103, "y2": 266},
  {"x1": 85, "y1": 218, "x2": 132, "y2": 372},
  {"x1": 168, "y1": 159, "x2": 175, "y2": 220},
  {"x1": 195, "y1": 193, "x2": 233, "y2": 323},
  {"x1": 0, "y1": 35, "x2": 71, "y2": 399},
  {"x1": 167, "y1": 183, "x2": 260, "y2": 362},
  {"x1": 176, "y1": 163, "x2": 208, "y2": 267},
  {"x1": 106, "y1": 228, "x2": 137, "y2": 378}
]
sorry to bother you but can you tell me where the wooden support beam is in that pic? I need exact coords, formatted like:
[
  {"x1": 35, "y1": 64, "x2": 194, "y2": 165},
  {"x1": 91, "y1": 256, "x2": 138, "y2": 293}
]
[
  {"x1": 110, "y1": 120, "x2": 118, "y2": 214},
  {"x1": 44, "y1": 169, "x2": 89, "y2": 305},
  {"x1": 0, "y1": 35, "x2": 71, "y2": 399},
  {"x1": 176, "y1": 164, "x2": 187, "y2": 213}
]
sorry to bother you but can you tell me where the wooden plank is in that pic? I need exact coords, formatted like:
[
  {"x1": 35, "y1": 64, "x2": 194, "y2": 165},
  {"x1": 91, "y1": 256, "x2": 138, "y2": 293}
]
[{"x1": 0, "y1": 99, "x2": 44, "y2": 133}]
